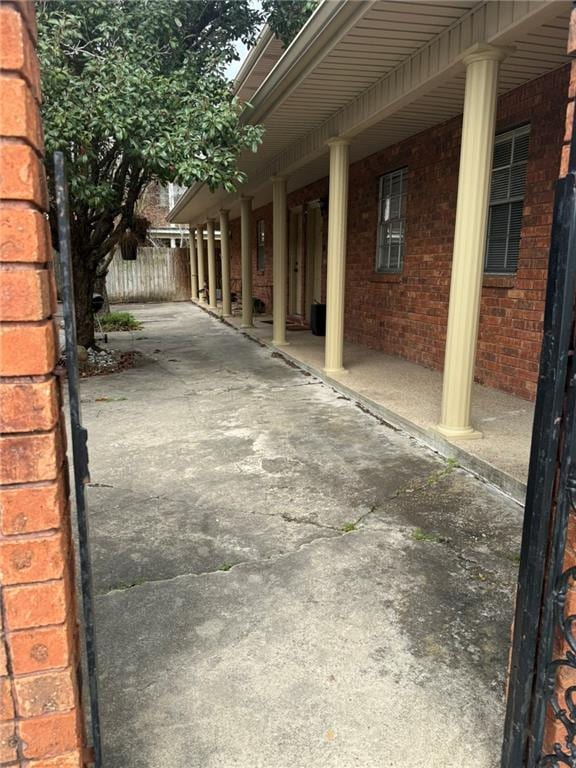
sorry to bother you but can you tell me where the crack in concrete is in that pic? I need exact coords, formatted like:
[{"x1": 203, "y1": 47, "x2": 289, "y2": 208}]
[{"x1": 98, "y1": 526, "x2": 343, "y2": 597}]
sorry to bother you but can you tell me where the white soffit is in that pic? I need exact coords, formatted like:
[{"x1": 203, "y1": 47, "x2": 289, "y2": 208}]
[{"x1": 172, "y1": 0, "x2": 571, "y2": 223}]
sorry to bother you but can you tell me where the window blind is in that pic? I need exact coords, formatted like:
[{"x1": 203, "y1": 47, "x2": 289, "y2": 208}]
[{"x1": 485, "y1": 125, "x2": 530, "y2": 274}]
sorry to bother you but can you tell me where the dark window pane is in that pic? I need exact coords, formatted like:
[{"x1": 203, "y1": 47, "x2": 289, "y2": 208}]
[
  {"x1": 486, "y1": 204, "x2": 510, "y2": 273},
  {"x1": 509, "y1": 163, "x2": 527, "y2": 199},
  {"x1": 513, "y1": 132, "x2": 530, "y2": 163},
  {"x1": 493, "y1": 139, "x2": 512, "y2": 168},
  {"x1": 490, "y1": 167, "x2": 511, "y2": 203}
]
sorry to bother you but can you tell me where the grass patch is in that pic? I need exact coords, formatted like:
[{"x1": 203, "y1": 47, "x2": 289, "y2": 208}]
[
  {"x1": 100, "y1": 311, "x2": 142, "y2": 331},
  {"x1": 411, "y1": 527, "x2": 449, "y2": 544},
  {"x1": 218, "y1": 563, "x2": 234, "y2": 572},
  {"x1": 342, "y1": 522, "x2": 357, "y2": 533}
]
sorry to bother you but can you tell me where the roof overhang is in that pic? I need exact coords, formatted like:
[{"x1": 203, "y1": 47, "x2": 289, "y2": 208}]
[{"x1": 170, "y1": 0, "x2": 571, "y2": 226}]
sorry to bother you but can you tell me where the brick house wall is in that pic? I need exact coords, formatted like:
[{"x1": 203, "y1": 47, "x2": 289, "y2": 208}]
[
  {"x1": 0, "y1": 2, "x2": 86, "y2": 766},
  {"x1": 230, "y1": 64, "x2": 569, "y2": 401},
  {"x1": 139, "y1": 183, "x2": 169, "y2": 229}
]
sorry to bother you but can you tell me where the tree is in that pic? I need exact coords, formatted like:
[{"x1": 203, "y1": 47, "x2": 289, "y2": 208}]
[{"x1": 37, "y1": 0, "x2": 315, "y2": 346}]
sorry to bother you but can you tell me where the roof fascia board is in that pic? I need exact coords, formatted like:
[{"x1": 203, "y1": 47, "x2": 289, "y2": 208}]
[
  {"x1": 232, "y1": 26, "x2": 275, "y2": 94},
  {"x1": 243, "y1": 0, "x2": 377, "y2": 126},
  {"x1": 244, "y1": 0, "x2": 567, "y2": 188},
  {"x1": 168, "y1": 0, "x2": 375, "y2": 223}
]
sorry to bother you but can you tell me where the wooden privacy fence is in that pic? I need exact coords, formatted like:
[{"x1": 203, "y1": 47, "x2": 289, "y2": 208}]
[{"x1": 107, "y1": 247, "x2": 191, "y2": 303}]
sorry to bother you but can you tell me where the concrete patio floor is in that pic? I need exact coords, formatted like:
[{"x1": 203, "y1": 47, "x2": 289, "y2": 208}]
[
  {"x1": 219, "y1": 309, "x2": 533, "y2": 502},
  {"x1": 82, "y1": 302, "x2": 522, "y2": 767}
]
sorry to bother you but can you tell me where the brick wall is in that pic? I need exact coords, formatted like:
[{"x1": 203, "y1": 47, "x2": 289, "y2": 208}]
[
  {"x1": 230, "y1": 64, "x2": 569, "y2": 401},
  {"x1": 0, "y1": 2, "x2": 85, "y2": 766},
  {"x1": 230, "y1": 179, "x2": 329, "y2": 315},
  {"x1": 139, "y1": 183, "x2": 166, "y2": 228},
  {"x1": 346, "y1": 64, "x2": 568, "y2": 401}
]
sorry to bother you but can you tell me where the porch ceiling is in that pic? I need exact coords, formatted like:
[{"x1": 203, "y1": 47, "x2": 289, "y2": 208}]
[{"x1": 170, "y1": 0, "x2": 571, "y2": 224}]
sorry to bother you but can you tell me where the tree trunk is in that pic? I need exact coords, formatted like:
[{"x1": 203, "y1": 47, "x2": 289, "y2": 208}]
[
  {"x1": 94, "y1": 272, "x2": 110, "y2": 315},
  {"x1": 73, "y1": 251, "x2": 96, "y2": 348}
]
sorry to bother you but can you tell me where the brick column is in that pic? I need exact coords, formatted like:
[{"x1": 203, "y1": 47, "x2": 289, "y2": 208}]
[{"x1": 0, "y1": 2, "x2": 86, "y2": 766}]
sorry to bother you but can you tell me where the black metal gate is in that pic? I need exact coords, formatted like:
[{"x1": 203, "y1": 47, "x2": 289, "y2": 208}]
[
  {"x1": 501, "y1": 77, "x2": 576, "y2": 767},
  {"x1": 54, "y1": 152, "x2": 103, "y2": 768}
]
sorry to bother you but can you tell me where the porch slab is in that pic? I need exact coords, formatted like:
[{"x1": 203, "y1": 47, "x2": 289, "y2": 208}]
[
  {"x1": 81, "y1": 302, "x2": 522, "y2": 767},
  {"x1": 220, "y1": 309, "x2": 533, "y2": 502}
]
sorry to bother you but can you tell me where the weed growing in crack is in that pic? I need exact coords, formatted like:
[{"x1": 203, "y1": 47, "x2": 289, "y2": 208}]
[
  {"x1": 218, "y1": 563, "x2": 234, "y2": 571},
  {"x1": 342, "y1": 522, "x2": 357, "y2": 533},
  {"x1": 106, "y1": 577, "x2": 148, "y2": 593},
  {"x1": 411, "y1": 527, "x2": 450, "y2": 544}
]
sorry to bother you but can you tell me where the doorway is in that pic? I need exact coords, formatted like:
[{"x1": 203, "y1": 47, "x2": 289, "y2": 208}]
[
  {"x1": 288, "y1": 207, "x2": 304, "y2": 317},
  {"x1": 304, "y1": 202, "x2": 323, "y2": 323}
]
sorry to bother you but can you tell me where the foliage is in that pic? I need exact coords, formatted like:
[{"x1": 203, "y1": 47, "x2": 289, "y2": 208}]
[
  {"x1": 262, "y1": 0, "x2": 317, "y2": 46},
  {"x1": 36, "y1": 0, "x2": 315, "y2": 344},
  {"x1": 100, "y1": 311, "x2": 142, "y2": 332}
]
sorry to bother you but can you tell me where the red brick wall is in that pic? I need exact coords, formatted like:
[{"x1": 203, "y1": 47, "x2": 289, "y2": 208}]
[
  {"x1": 0, "y1": 2, "x2": 85, "y2": 766},
  {"x1": 230, "y1": 180, "x2": 329, "y2": 314},
  {"x1": 230, "y1": 65, "x2": 568, "y2": 401},
  {"x1": 345, "y1": 64, "x2": 568, "y2": 401}
]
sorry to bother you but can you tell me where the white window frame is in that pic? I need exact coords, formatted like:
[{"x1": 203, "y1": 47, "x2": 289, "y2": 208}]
[
  {"x1": 376, "y1": 167, "x2": 407, "y2": 274},
  {"x1": 484, "y1": 124, "x2": 530, "y2": 275}
]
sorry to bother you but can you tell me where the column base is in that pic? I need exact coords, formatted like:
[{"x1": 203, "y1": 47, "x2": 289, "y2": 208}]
[
  {"x1": 222, "y1": 312, "x2": 233, "y2": 319},
  {"x1": 434, "y1": 423, "x2": 483, "y2": 440},
  {"x1": 323, "y1": 367, "x2": 348, "y2": 376},
  {"x1": 272, "y1": 339, "x2": 290, "y2": 347},
  {"x1": 240, "y1": 323, "x2": 254, "y2": 329},
  {"x1": 207, "y1": 305, "x2": 218, "y2": 311}
]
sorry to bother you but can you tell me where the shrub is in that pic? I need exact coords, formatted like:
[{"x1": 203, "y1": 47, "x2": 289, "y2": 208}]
[{"x1": 100, "y1": 312, "x2": 142, "y2": 331}]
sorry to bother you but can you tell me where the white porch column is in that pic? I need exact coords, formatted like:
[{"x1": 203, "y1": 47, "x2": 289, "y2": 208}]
[
  {"x1": 324, "y1": 138, "x2": 350, "y2": 375},
  {"x1": 272, "y1": 175, "x2": 289, "y2": 346},
  {"x1": 436, "y1": 45, "x2": 507, "y2": 439},
  {"x1": 206, "y1": 218, "x2": 217, "y2": 309},
  {"x1": 240, "y1": 196, "x2": 253, "y2": 328},
  {"x1": 219, "y1": 209, "x2": 232, "y2": 317},
  {"x1": 195, "y1": 225, "x2": 207, "y2": 304},
  {"x1": 189, "y1": 224, "x2": 199, "y2": 301}
]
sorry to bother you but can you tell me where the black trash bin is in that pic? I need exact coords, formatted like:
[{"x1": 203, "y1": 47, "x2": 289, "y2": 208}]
[{"x1": 310, "y1": 303, "x2": 326, "y2": 336}]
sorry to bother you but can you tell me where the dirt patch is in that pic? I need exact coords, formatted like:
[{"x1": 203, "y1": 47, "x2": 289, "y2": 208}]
[{"x1": 57, "y1": 348, "x2": 140, "y2": 378}]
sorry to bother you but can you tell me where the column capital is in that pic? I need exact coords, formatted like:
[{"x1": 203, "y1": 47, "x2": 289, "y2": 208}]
[
  {"x1": 326, "y1": 136, "x2": 351, "y2": 149},
  {"x1": 240, "y1": 194, "x2": 254, "y2": 201},
  {"x1": 206, "y1": 217, "x2": 216, "y2": 224},
  {"x1": 462, "y1": 43, "x2": 512, "y2": 67},
  {"x1": 218, "y1": 208, "x2": 229, "y2": 215},
  {"x1": 271, "y1": 174, "x2": 288, "y2": 183}
]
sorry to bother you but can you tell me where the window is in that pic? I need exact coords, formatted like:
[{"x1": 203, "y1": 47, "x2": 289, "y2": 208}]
[
  {"x1": 485, "y1": 125, "x2": 530, "y2": 274},
  {"x1": 257, "y1": 219, "x2": 265, "y2": 271},
  {"x1": 376, "y1": 168, "x2": 407, "y2": 273}
]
